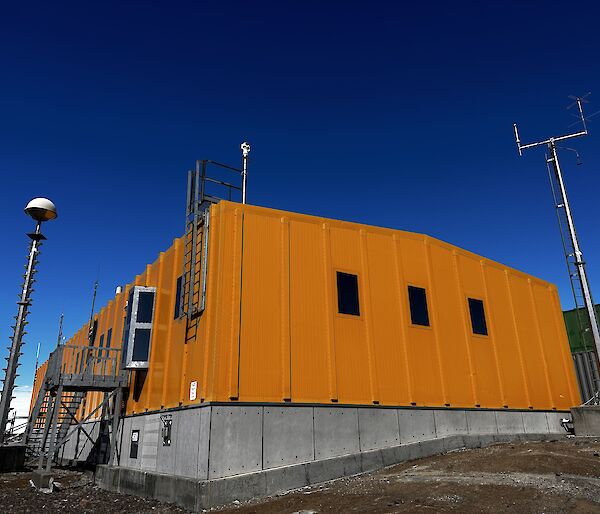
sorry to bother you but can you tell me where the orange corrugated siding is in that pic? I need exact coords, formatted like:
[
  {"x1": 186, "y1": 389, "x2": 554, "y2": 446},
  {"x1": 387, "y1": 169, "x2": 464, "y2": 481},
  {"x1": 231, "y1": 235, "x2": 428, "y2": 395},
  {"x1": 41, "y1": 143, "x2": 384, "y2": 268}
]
[
  {"x1": 204, "y1": 201, "x2": 579, "y2": 409},
  {"x1": 29, "y1": 361, "x2": 47, "y2": 414},
  {"x1": 33, "y1": 200, "x2": 580, "y2": 418}
]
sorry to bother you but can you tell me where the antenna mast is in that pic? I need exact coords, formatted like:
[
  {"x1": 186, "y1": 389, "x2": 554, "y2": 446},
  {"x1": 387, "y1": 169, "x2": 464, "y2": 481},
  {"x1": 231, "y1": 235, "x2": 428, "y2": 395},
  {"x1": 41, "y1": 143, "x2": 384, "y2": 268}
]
[
  {"x1": 56, "y1": 312, "x2": 64, "y2": 347},
  {"x1": 514, "y1": 94, "x2": 600, "y2": 402},
  {"x1": 34, "y1": 341, "x2": 41, "y2": 377}
]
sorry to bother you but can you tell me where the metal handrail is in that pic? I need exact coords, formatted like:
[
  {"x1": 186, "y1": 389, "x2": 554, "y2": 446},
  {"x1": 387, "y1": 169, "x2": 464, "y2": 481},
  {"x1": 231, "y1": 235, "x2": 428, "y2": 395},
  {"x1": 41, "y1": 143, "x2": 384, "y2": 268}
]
[{"x1": 61, "y1": 344, "x2": 122, "y2": 377}]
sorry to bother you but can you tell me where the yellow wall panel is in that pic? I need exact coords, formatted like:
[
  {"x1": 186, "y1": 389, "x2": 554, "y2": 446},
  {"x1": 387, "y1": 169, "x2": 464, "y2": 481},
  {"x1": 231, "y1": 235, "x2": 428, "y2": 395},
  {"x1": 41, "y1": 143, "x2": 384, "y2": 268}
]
[
  {"x1": 457, "y1": 254, "x2": 502, "y2": 407},
  {"x1": 289, "y1": 220, "x2": 331, "y2": 402},
  {"x1": 429, "y1": 245, "x2": 474, "y2": 407},
  {"x1": 239, "y1": 211, "x2": 285, "y2": 401},
  {"x1": 330, "y1": 227, "x2": 370, "y2": 404},
  {"x1": 366, "y1": 232, "x2": 411, "y2": 405},
  {"x1": 483, "y1": 265, "x2": 530, "y2": 407},
  {"x1": 507, "y1": 274, "x2": 552, "y2": 409},
  {"x1": 531, "y1": 282, "x2": 577, "y2": 408}
]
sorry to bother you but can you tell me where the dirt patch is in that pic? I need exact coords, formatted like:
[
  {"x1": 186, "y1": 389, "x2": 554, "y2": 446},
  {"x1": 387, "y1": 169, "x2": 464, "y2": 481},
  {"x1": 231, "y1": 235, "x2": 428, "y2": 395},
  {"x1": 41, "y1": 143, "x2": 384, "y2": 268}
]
[
  {"x1": 385, "y1": 439, "x2": 600, "y2": 477},
  {"x1": 216, "y1": 439, "x2": 600, "y2": 514},
  {"x1": 0, "y1": 468, "x2": 187, "y2": 514}
]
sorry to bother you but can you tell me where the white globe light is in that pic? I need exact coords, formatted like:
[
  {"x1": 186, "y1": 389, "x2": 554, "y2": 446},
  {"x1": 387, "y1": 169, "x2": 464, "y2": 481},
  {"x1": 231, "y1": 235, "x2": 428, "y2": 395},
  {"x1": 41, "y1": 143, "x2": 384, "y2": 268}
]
[{"x1": 24, "y1": 197, "x2": 58, "y2": 222}]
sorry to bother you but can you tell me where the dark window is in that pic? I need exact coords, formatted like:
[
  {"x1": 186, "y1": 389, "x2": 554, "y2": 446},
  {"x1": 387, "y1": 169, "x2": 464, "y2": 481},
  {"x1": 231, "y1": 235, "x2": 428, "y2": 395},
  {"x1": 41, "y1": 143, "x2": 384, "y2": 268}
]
[
  {"x1": 137, "y1": 292, "x2": 155, "y2": 323},
  {"x1": 336, "y1": 272, "x2": 360, "y2": 316},
  {"x1": 106, "y1": 328, "x2": 112, "y2": 348},
  {"x1": 468, "y1": 298, "x2": 488, "y2": 336},
  {"x1": 74, "y1": 352, "x2": 80, "y2": 373},
  {"x1": 174, "y1": 276, "x2": 182, "y2": 319},
  {"x1": 132, "y1": 328, "x2": 151, "y2": 361},
  {"x1": 130, "y1": 430, "x2": 139, "y2": 459},
  {"x1": 99, "y1": 334, "x2": 104, "y2": 348},
  {"x1": 408, "y1": 286, "x2": 430, "y2": 326}
]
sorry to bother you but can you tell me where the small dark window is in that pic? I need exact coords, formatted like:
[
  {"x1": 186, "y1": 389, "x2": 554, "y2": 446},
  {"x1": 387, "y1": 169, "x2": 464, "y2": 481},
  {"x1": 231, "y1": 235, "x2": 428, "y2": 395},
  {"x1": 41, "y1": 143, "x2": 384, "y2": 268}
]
[
  {"x1": 106, "y1": 328, "x2": 112, "y2": 349},
  {"x1": 336, "y1": 272, "x2": 360, "y2": 316},
  {"x1": 468, "y1": 298, "x2": 488, "y2": 336},
  {"x1": 132, "y1": 328, "x2": 151, "y2": 361},
  {"x1": 130, "y1": 430, "x2": 139, "y2": 459},
  {"x1": 137, "y1": 292, "x2": 155, "y2": 323},
  {"x1": 174, "y1": 276, "x2": 182, "y2": 319},
  {"x1": 99, "y1": 334, "x2": 105, "y2": 348},
  {"x1": 408, "y1": 286, "x2": 430, "y2": 326}
]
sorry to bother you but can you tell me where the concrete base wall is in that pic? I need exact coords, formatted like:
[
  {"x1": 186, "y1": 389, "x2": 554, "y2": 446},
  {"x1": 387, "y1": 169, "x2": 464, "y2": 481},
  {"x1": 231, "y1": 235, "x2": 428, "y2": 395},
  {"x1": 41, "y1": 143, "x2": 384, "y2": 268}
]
[
  {"x1": 55, "y1": 404, "x2": 567, "y2": 508},
  {"x1": 571, "y1": 405, "x2": 600, "y2": 436},
  {"x1": 109, "y1": 404, "x2": 567, "y2": 482},
  {"x1": 95, "y1": 432, "x2": 565, "y2": 511}
]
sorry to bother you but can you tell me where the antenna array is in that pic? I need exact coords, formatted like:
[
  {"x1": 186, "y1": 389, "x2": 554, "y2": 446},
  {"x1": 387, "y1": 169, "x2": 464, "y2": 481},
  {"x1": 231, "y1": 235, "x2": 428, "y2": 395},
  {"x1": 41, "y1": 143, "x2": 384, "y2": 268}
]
[{"x1": 514, "y1": 95, "x2": 600, "y2": 403}]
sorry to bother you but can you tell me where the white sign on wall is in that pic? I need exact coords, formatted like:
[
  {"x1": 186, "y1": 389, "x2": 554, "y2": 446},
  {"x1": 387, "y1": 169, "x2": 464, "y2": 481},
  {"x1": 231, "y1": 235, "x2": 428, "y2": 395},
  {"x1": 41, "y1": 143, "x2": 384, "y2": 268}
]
[{"x1": 189, "y1": 380, "x2": 198, "y2": 401}]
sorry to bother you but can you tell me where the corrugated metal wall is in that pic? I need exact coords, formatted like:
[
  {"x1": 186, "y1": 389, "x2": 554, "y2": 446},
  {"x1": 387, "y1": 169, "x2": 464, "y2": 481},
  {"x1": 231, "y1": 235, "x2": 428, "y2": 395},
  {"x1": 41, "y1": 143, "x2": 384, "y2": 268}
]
[
  {"x1": 32, "y1": 200, "x2": 581, "y2": 419},
  {"x1": 563, "y1": 305, "x2": 600, "y2": 353},
  {"x1": 572, "y1": 350, "x2": 600, "y2": 402},
  {"x1": 205, "y1": 202, "x2": 579, "y2": 410}
]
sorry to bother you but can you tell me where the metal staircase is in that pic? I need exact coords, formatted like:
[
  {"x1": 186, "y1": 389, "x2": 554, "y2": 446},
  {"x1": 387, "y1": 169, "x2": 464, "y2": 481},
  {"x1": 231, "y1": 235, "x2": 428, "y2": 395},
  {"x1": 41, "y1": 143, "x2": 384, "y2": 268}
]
[{"x1": 23, "y1": 343, "x2": 128, "y2": 471}]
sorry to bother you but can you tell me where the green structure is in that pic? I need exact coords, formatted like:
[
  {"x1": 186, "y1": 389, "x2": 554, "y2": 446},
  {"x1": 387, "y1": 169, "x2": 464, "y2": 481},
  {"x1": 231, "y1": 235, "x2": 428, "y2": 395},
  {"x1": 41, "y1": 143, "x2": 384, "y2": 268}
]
[{"x1": 564, "y1": 305, "x2": 600, "y2": 353}]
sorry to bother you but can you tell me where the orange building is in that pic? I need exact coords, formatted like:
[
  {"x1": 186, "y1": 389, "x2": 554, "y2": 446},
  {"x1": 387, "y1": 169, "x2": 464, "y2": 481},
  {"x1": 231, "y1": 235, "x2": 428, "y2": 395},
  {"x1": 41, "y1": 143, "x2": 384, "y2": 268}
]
[
  {"x1": 33, "y1": 200, "x2": 578, "y2": 414},
  {"x1": 29, "y1": 199, "x2": 579, "y2": 509}
]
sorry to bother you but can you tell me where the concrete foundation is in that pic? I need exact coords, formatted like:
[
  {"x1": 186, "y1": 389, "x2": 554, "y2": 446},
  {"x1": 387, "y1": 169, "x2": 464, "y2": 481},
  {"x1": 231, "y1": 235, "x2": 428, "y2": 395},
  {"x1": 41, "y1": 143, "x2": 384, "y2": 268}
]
[
  {"x1": 95, "y1": 432, "x2": 565, "y2": 511},
  {"x1": 66, "y1": 403, "x2": 569, "y2": 510},
  {"x1": 571, "y1": 405, "x2": 600, "y2": 436},
  {"x1": 60, "y1": 405, "x2": 568, "y2": 480},
  {"x1": 31, "y1": 470, "x2": 53, "y2": 489}
]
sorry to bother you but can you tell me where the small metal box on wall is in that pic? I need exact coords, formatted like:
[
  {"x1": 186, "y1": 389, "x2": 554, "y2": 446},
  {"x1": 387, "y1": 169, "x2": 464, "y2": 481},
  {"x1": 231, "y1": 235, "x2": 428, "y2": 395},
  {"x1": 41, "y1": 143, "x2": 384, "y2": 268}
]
[{"x1": 122, "y1": 286, "x2": 157, "y2": 369}]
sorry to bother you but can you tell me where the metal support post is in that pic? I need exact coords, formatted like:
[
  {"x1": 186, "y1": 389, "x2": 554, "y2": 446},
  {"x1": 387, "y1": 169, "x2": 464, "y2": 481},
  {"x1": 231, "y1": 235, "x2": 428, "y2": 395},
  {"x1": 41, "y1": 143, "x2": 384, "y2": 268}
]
[
  {"x1": 45, "y1": 385, "x2": 63, "y2": 472},
  {"x1": 37, "y1": 391, "x2": 55, "y2": 470},
  {"x1": 241, "y1": 141, "x2": 251, "y2": 204},
  {"x1": 109, "y1": 387, "x2": 123, "y2": 465}
]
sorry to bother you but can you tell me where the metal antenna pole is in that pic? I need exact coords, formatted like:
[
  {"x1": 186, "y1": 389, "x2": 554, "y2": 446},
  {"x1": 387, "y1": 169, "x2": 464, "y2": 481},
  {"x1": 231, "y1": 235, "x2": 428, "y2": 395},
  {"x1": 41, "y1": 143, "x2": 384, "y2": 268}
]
[
  {"x1": 548, "y1": 141, "x2": 600, "y2": 355},
  {"x1": 0, "y1": 222, "x2": 45, "y2": 443},
  {"x1": 514, "y1": 95, "x2": 600, "y2": 401},
  {"x1": 34, "y1": 341, "x2": 41, "y2": 377},
  {"x1": 241, "y1": 142, "x2": 251, "y2": 204},
  {"x1": 56, "y1": 313, "x2": 64, "y2": 347},
  {"x1": 87, "y1": 281, "x2": 98, "y2": 344}
]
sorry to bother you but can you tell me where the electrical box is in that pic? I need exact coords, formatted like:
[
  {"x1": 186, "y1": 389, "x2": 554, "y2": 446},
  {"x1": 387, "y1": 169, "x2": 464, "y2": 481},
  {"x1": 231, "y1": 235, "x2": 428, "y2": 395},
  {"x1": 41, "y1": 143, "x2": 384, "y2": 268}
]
[{"x1": 161, "y1": 414, "x2": 173, "y2": 446}]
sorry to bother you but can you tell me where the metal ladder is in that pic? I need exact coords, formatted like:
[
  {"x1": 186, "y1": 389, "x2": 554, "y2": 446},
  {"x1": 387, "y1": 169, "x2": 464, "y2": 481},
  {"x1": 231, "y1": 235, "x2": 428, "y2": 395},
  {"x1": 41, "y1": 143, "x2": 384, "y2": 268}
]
[
  {"x1": 179, "y1": 185, "x2": 209, "y2": 321},
  {"x1": 178, "y1": 149, "x2": 248, "y2": 321}
]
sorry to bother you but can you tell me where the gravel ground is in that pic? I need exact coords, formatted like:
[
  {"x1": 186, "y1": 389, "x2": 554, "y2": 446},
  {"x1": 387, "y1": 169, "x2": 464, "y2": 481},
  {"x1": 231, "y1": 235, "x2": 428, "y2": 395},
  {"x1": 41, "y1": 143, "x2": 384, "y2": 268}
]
[{"x1": 2, "y1": 438, "x2": 600, "y2": 513}]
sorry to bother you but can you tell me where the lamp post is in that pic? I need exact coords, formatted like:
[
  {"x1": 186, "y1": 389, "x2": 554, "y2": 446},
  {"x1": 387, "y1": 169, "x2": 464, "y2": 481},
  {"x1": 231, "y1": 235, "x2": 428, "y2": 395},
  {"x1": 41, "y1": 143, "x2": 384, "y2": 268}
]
[{"x1": 0, "y1": 198, "x2": 57, "y2": 444}]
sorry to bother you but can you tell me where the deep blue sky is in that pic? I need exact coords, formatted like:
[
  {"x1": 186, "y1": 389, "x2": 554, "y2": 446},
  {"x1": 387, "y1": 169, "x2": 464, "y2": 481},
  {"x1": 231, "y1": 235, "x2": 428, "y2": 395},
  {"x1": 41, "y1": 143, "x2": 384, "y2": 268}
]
[{"x1": 2, "y1": 2, "x2": 600, "y2": 390}]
